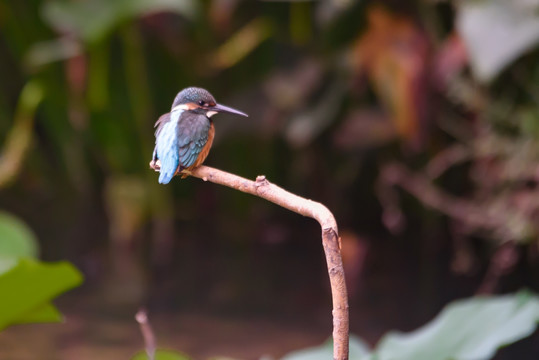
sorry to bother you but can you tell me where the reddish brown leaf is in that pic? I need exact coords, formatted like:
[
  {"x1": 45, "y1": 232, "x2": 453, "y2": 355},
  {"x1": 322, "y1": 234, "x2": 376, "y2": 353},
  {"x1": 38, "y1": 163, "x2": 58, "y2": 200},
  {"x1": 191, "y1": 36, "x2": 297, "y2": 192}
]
[{"x1": 352, "y1": 5, "x2": 431, "y2": 151}]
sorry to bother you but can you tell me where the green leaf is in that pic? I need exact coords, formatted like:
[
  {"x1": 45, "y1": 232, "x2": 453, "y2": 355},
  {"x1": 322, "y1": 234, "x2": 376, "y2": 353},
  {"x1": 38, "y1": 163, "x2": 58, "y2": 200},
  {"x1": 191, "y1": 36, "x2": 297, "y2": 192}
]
[
  {"x1": 13, "y1": 302, "x2": 62, "y2": 325},
  {"x1": 456, "y1": 0, "x2": 539, "y2": 82},
  {"x1": 0, "y1": 211, "x2": 39, "y2": 259},
  {"x1": 132, "y1": 349, "x2": 191, "y2": 360},
  {"x1": 281, "y1": 292, "x2": 539, "y2": 360},
  {"x1": 0, "y1": 257, "x2": 18, "y2": 275},
  {"x1": 0, "y1": 258, "x2": 83, "y2": 331},
  {"x1": 281, "y1": 335, "x2": 370, "y2": 360},
  {"x1": 42, "y1": 0, "x2": 197, "y2": 44},
  {"x1": 372, "y1": 290, "x2": 539, "y2": 360}
]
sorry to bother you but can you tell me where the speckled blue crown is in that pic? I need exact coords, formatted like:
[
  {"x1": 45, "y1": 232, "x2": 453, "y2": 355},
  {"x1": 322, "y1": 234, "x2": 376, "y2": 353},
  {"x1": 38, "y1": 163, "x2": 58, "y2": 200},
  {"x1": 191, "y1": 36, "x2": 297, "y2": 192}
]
[{"x1": 171, "y1": 87, "x2": 216, "y2": 109}]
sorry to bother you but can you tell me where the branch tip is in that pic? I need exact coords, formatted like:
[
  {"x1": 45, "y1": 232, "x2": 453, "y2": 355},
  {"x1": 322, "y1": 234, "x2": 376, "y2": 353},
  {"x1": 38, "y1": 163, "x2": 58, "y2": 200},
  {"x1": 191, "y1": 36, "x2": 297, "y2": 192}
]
[{"x1": 135, "y1": 309, "x2": 148, "y2": 324}]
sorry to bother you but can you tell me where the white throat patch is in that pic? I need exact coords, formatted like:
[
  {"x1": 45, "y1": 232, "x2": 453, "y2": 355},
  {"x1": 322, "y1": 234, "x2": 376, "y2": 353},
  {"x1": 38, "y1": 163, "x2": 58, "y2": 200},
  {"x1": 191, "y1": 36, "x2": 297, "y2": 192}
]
[
  {"x1": 171, "y1": 104, "x2": 190, "y2": 112},
  {"x1": 206, "y1": 111, "x2": 218, "y2": 118}
]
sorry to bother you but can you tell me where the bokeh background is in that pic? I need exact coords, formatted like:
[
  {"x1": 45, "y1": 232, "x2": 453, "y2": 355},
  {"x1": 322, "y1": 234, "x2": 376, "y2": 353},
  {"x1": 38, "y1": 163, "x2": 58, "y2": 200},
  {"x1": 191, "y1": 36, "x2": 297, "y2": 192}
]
[{"x1": 1, "y1": 0, "x2": 539, "y2": 358}]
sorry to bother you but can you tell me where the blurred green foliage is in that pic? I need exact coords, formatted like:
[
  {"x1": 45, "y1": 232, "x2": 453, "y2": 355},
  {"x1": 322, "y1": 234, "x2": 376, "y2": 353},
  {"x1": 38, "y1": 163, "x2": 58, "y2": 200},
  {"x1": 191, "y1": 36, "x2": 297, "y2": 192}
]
[
  {"x1": 284, "y1": 291, "x2": 539, "y2": 360},
  {"x1": 369, "y1": 291, "x2": 539, "y2": 360},
  {"x1": 0, "y1": 211, "x2": 82, "y2": 331},
  {"x1": 0, "y1": 258, "x2": 82, "y2": 330},
  {"x1": 1, "y1": 0, "x2": 539, "y2": 357},
  {"x1": 0, "y1": 211, "x2": 38, "y2": 258}
]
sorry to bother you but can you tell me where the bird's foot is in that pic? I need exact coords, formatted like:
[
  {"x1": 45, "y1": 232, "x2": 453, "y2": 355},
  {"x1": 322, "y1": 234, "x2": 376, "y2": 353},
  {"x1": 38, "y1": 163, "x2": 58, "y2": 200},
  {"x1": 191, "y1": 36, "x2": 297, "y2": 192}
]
[
  {"x1": 150, "y1": 159, "x2": 161, "y2": 171},
  {"x1": 179, "y1": 169, "x2": 193, "y2": 179}
]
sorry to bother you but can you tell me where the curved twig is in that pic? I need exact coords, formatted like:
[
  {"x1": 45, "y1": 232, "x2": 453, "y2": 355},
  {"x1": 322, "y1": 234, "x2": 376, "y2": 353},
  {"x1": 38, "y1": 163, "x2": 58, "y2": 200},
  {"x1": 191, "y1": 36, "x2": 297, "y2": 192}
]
[{"x1": 150, "y1": 161, "x2": 349, "y2": 360}]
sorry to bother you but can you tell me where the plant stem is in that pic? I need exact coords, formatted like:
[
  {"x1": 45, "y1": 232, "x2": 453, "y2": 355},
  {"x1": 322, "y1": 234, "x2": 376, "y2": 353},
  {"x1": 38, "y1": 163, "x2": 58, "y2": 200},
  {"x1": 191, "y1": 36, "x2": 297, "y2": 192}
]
[{"x1": 135, "y1": 309, "x2": 156, "y2": 360}]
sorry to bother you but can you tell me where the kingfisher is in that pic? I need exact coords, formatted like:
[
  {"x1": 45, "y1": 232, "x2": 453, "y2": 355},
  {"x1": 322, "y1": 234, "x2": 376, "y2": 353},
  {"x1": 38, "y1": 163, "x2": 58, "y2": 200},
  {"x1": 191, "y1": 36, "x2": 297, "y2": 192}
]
[{"x1": 152, "y1": 87, "x2": 248, "y2": 184}]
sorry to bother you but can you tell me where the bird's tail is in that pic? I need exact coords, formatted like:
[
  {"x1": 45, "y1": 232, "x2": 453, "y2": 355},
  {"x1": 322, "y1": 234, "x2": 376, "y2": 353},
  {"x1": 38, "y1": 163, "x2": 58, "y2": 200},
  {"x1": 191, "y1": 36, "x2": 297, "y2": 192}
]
[
  {"x1": 158, "y1": 170, "x2": 175, "y2": 184},
  {"x1": 155, "y1": 111, "x2": 181, "y2": 184},
  {"x1": 157, "y1": 152, "x2": 179, "y2": 184}
]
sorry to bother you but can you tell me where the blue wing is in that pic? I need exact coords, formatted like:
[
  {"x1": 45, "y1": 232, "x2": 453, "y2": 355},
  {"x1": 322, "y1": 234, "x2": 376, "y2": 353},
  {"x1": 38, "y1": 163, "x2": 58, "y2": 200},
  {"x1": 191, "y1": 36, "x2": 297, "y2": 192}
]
[{"x1": 177, "y1": 113, "x2": 211, "y2": 169}]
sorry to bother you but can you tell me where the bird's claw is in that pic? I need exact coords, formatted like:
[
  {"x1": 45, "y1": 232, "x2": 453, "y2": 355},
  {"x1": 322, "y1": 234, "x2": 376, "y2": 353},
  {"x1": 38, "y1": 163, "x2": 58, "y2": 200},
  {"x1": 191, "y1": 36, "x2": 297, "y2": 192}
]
[
  {"x1": 150, "y1": 159, "x2": 193, "y2": 179},
  {"x1": 150, "y1": 159, "x2": 161, "y2": 171},
  {"x1": 179, "y1": 169, "x2": 193, "y2": 179}
]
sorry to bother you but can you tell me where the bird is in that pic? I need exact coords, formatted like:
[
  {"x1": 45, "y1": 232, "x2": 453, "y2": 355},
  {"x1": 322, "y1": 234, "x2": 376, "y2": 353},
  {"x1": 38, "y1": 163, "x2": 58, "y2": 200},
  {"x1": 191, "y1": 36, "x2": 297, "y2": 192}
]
[{"x1": 152, "y1": 87, "x2": 248, "y2": 184}]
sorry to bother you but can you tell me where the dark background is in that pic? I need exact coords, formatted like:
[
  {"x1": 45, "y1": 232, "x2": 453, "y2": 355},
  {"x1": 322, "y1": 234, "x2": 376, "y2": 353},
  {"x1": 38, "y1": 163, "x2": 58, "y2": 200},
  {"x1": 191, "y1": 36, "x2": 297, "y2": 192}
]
[{"x1": 1, "y1": 0, "x2": 539, "y2": 358}]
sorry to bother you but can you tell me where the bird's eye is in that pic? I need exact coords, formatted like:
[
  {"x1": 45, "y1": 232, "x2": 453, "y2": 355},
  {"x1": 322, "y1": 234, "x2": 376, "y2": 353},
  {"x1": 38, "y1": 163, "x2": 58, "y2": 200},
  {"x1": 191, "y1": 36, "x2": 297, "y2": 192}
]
[{"x1": 198, "y1": 100, "x2": 205, "y2": 106}]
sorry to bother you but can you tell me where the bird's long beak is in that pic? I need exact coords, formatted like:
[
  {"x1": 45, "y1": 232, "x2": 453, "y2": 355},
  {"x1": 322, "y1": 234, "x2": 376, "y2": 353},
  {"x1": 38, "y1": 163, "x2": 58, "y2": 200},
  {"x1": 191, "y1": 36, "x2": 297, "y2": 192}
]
[{"x1": 210, "y1": 103, "x2": 248, "y2": 117}]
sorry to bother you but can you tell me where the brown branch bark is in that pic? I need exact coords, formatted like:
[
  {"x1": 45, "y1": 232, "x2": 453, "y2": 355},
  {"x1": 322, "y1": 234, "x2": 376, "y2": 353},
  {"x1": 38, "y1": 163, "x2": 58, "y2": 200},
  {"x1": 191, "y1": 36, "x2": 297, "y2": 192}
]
[{"x1": 150, "y1": 161, "x2": 349, "y2": 360}]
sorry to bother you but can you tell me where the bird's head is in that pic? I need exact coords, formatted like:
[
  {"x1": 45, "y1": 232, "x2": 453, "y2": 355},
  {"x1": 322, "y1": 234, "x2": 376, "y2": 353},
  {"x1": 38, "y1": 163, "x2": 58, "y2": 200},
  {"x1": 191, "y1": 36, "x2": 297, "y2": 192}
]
[{"x1": 171, "y1": 87, "x2": 248, "y2": 118}]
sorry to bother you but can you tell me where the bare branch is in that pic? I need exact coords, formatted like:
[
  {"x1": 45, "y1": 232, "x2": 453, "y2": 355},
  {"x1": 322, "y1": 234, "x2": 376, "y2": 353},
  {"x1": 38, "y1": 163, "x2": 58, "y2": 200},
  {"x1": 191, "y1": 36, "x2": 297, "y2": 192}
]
[
  {"x1": 476, "y1": 242, "x2": 519, "y2": 295},
  {"x1": 426, "y1": 144, "x2": 470, "y2": 179},
  {"x1": 379, "y1": 162, "x2": 536, "y2": 241},
  {"x1": 150, "y1": 161, "x2": 349, "y2": 360}
]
